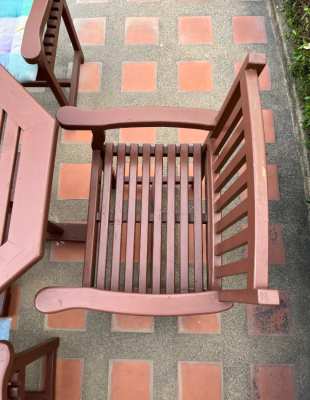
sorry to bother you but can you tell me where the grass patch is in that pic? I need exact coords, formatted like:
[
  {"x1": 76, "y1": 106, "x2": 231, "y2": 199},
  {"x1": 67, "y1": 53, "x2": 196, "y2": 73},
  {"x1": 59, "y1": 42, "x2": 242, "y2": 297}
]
[{"x1": 282, "y1": 0, "x2": 310, "y2": 138}]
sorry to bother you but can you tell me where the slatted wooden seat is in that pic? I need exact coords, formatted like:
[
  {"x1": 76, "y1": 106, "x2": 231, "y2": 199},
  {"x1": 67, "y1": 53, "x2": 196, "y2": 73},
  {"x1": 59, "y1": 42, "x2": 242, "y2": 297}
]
[
  {"x1": 21, "y1": 0, "x2": 84, "y2": 105},
  {"x1": 0, "y1": 338, "x2": 59, "y2": 400},
  {"x1": 35, "y1": 53, "x2": 280, "y2": 316}
]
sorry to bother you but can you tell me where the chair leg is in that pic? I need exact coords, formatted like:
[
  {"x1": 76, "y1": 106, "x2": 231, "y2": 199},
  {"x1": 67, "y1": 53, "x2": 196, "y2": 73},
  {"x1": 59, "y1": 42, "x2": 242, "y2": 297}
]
[{"x1": 62, "y1": 1, "x2": 85, "y2": 62}]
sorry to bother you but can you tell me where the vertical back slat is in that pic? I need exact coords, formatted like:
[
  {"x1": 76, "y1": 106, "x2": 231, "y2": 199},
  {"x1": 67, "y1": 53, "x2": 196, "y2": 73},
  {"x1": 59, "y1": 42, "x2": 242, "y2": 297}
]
[
  {"x1": 193, "y1": 144, "x2": 203, "y2": 291},
  {"x1": 111, "y1": 144, "x2": 126, "y2": 291},
  {"x1": 180, "y1": 144, "x2": 189, "y2": 292},
  {"x1": 125, "y1": 144, "x2": 138, "y2": 292},
  {"x1": 166, "y1": 144, "x2": 176, "y2": 293},
  {"x1": 152, "y1": 144, "x2": 163, "y2": 294},
  {"x1": 96, "y1": 143, "x2": 113, "y2": 289},
  {"x1": 139, "y1": 144, "x2": 151, "y2": 293},
  {"x1": 0, "y1": 118, "x2": 20, "y2": 243}
]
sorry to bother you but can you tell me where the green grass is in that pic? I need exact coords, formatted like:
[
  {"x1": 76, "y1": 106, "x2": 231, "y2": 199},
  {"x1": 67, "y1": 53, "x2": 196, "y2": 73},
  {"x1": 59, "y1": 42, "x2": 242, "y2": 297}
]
[{"x1": 282, "y1": 0, "x2": 310, "y2": 137}]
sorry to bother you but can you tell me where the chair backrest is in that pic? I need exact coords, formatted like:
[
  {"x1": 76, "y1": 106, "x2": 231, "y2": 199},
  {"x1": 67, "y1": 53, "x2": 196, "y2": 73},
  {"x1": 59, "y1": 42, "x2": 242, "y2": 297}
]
[
  {"x1": 0, "y1": 66, "x2": 57, "y2": 291},
  {"x1": 206, "y1": 54, "x2": 276, "y2": 305}
]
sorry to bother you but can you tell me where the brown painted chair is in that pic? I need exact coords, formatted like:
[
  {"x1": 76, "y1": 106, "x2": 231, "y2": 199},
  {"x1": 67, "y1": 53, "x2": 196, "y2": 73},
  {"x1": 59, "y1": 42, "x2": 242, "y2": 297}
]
[
  {"x1": 35, "y1": 53, "x2": 280, "y2": 316},
  {"x1": 22, "y1": 0, "x2": 84, "y2": 105},
  {"x1": 0, "y1": 338, "x2": 59, "y2": 400}
]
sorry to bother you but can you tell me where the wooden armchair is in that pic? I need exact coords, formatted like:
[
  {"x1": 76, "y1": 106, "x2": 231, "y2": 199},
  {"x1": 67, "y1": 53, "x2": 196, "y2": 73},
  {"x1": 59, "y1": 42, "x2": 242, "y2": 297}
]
[
  {"x1": 35, "y1": 53, "x2": 280, "y2": 316},
  {"x1": 21, "y1": 0, "x2": 84, "y2": 105},
  {"x1": 0, "y1": 338, "x2": 59, "y2": 400}
]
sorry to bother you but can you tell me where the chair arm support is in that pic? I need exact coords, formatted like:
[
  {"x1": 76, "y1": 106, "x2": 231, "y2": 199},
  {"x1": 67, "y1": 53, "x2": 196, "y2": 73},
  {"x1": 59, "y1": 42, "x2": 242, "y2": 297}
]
[
  {"x1": 56, "y1": 106, "x2": 218, "y2": 131},
  {"x1": 21, "y1": 0, "x2": 52, "y2": 64}
]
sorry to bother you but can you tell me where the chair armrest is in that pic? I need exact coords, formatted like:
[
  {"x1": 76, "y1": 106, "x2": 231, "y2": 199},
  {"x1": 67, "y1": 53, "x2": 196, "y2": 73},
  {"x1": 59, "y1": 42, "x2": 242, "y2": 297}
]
[
  {"x1": 21, "y1": 0, "x2": 52, "y2": 64},
  {"x1": 56, "y1": 106, "x2": 218, "y2": 131}
]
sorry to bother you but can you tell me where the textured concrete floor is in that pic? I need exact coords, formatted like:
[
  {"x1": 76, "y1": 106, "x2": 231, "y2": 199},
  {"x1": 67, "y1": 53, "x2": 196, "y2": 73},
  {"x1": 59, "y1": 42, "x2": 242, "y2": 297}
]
[{"x1": 8, "y1": 0, "x2": 310, "y2": 399}]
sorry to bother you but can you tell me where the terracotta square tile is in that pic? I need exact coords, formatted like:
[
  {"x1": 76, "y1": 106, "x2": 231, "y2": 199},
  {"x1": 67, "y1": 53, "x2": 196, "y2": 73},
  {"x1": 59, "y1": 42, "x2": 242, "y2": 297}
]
[
  {"x1": 50, "y1": 242, "x2": 85, "y2": 262},
  {"x1": 125, "y1": 17, "x2": 159, "y2": 45},
  {"x1": 179, "y1": 362, "x2": 222, "y2": 400},
  {"x1": 122, "y1": 62, "x2": 157, "y2": 92},
  {"x1": 178, "y1": 128, "x2": 208, "y2": 143},
  {"x1": 178, "y1": 61, "x2": 212, "y2": 92},
  {"x1": 267, "y1": 164, "x2": 280, "y2": 200},
  {"x1": 58, "y1": 163, "x2": 91, "y2": 200},
  {"x1": 262, "y1": 109, "x2": 276, "y2": 143},
  {"x1": 56, "y1": 359, "x2": 83, "y2": 400},
  {"x1": 252, "y1": 364, "x2": 295, "y2": 400},
  {"x1": 234, "y1": 61, "x2": 271, "y2": 91},
  {"x1": 109, "y1": 360, "x2": 152, "y2": 400},
  {"x1": 74, "y1": 17, "x2": 106, "y2": 45},
  {"x1": 247, "y1": 292, "x2": 290, "y2": 335},
  {"x1": 62, "y1": 130, "x2": 92, "y2": 144},
  {"x1": 78, "y1": 62, "x2": 102, "y2": 92},
  {"x1": 269, "y1": 224, "x2": 285, "y2": 265},
  {"x1": 178, "y1": 16, "x2": 213, "y2": 44},
  {"x1": 8, "y1": 286, "x2": 21, "y2": 330},
  {"x1": 111, "y1": 314, "x2": 154, "y2": 332},
  {"x1": 178, "y1": 314, "x2": 220, "y2": 334},
  {"x1": 233, "y1": 16, "x2": 267, "y2": 44},
  {"x1": 120, "y1": 127, "x2": 156, "y2": 143},
  {"x1": 47, "y1": 309, "x2": 87, "y2": 330}
]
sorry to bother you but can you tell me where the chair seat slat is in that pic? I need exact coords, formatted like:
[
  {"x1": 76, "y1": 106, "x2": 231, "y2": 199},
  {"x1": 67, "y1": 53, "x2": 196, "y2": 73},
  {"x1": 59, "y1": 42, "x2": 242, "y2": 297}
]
[
  {"x1": 193, "y1": 144, "x2": 203, "y2": 292},
  {"x1": 139, "y1": 144, "x2": 151, "y2": 293},
  {"x1": 125, "y1": 145, "x2": 138, "y2": 292},
  {"x1": 166, "y1": 144, "x2": 176, "y2": 294},
  {"x1": 96, "y1": 143, "x2": 113, "y2": 289},
  {"x1": 152, "y1": 144, "x2": 163, "y2": 294},
  {"x1": 180, "y1": 144, "x2": 189, "y2": 292},
  {"x1": 111, "y1": 144, "x2": 126, "y2": 291}
]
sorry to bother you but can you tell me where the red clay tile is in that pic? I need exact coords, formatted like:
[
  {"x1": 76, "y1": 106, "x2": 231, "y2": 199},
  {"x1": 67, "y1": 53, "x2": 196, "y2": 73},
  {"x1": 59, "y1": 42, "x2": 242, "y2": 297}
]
[
  {"x1": 178, "y1": 314, "x2": 220, "y2": 334},
  {"x1": 122, "y1": 62, "x2": 157, "y2": 92},
  {"x1": 267, "y1": 164, "x2": 280, "y2": 200},
  {"x1": 178, "y1": 61, "x2": 212, "y2": 92},
  {"x1": 247, "y1": 292, "x2": 290, "y2": 335},
  {"x1": 58, "y1": 163, "x2": 91, "y2": 200},
  {"x1": 262, "y1": 109, "x2": 276, "y2": 143},
  {"x1": 233, "y1": 16, "x2": 267, "y2": 44},
  {"x1": 62, "y1": 130, "x2": 92, "y2": 144},
  {"x1": 125, "y1": 17, "x2": 159, "y2": 45},
  {"x1": 56, "y1": 359, "x2": 83, "y2": 400},
  {"x1": 8, "y1": 286, "x2": 20, "y2": 330},
  {"x1": 111, "y1": 314, "x2": 154, "y2": 332},
  {"x1": 109, "y1": 360, "x2": 152, "y2": 400},
  {"x1": 269, "y1": 224, "x2": 285, "y2": 265},
  {"x1": 178, "y1": 128, "x2": 208, "y2": 143},
  {"x1": 47, "y1": 309, "x2": 87, "y2": 330},
  {"x1": 79, "y1": 62, "x2": 102, "y2": 92},
  {"x1": 120, "y1": 127, "x2": 157, "y2": 143},
  {"x1": 234, "y1": 61, "x2": 271, "y2": 91},
  {"x1": 252, "y1": 364, "x2": 295, "y2": 400},
  {"x1": 178, "y1": 16, "x2": 213, "y2": 44},
  {"x1": 50, "y1": 242, "x2": 85, "y2": 262},
  {"x1": 179, "y1": 362, "x2": 222, "y2": 400},
  {"x1": 75, "y1": 17, "x2": 106, "y2": 45}
]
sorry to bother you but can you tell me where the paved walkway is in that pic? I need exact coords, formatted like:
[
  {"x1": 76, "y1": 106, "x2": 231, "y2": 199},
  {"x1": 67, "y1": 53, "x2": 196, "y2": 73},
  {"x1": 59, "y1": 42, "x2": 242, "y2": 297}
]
[{"x1": 9, "y1": 0, "x2": 310, "y2": 399}]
